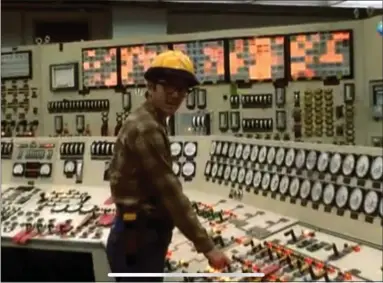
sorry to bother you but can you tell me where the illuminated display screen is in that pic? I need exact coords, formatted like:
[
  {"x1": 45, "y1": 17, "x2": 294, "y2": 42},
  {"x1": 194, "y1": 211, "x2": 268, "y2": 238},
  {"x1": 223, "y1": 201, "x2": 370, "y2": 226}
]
[
  {"x1": 228, "y1": 36, "x2": 285, "y2": 81},
  {"x1": 120, "y1": 44, "x2": 169, "y2": 86},
  {"x1": 289, "y1": 30, "x2": 353, "y2": 79},
  {"x1": 172, "y1": 40, "x2": 225, "y2": 84},
  {"x1": 82, "y1": 47, "x2": 118, "y2": 87}
]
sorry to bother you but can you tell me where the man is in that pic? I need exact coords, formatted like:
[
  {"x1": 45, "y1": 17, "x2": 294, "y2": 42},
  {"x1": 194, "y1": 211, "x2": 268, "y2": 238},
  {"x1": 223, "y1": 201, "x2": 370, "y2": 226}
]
[{"x1": 106, "y1": 50, "x2": 230, "y2": 282}]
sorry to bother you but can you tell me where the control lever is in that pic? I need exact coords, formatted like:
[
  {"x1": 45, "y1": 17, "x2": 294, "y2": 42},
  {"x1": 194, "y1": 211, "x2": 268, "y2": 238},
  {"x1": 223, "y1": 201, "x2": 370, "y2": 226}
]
[
  {"x1": 331, "y1": 243, "x2": 339, "y2": 257},
  {"x1": 114, "y1": 114, "x2": 123, "y2": 136},
  {"x1": 39, "y1": 192, "x2": 47, "y2": 203},
  {"x1": 284, "y1": 229, "x2": 297, "y2": 243}
]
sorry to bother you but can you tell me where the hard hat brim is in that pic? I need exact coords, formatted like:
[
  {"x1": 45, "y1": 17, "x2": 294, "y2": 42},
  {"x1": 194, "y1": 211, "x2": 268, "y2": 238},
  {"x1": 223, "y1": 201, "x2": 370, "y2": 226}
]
[{"x1": 144, "y1": 67, "x2": 199, "y2": 88}]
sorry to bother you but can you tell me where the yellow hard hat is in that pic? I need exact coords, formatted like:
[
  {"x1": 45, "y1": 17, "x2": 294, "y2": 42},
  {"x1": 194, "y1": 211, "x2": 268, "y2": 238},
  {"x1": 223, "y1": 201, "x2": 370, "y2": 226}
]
[{"x1": 144, "y1": 50, "x2": 199, "y2": 88}]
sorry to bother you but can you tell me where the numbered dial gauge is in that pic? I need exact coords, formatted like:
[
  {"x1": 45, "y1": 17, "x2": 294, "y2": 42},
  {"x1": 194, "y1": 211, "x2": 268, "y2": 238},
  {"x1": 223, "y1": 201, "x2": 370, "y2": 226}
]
[
  {"x1": 285, "y1": 148, "x2": 296, "y2": 167},
  {"x1": 363, "y1": 190, "x2": 379, "y2": 215},
  {"x1": 40, "y1": 163, "x2": 51, "y2": 176},
  {"x1": 279, "y1": 176, "x2": 290, "y2": 195},
  {"x1": 230, "y1": 167, "x2": 239, "y2": 183},
  {"x1": 295, "y1": 149, "x2": 306, "y2": 169},
  {"x1": 182, "y1": 162, "x2": 195, "y2": 177},
  {"x1": 275, "y1": 148, "x2": 286, "y2": 167},
  {"x1": 349, "y1": 188, "x2": 363, "y2": 212},
  {"x1": 210, "y1": 141, "x2": 217, "y2": 155},
  {"x1": 317, "y1": 152, "x2": 330, "y2": 172},
  {"x1": 261, "y1": 173, "x2": 271, "y2": 190},
  {"x1": 355, "y1": 155, "x2": 370, "y2": 179},
  {"x1": 64, "y1": 160, "x2": 76, "y2": 174},
  {"x1": 242, "y1": 144, "x2": 251, "y2": 161},
  {"x1": 258, "y1": 146, "x2": 268, "y2": 163},
  {"x1": 250, "y1": 145, "x2": 259, "y2": 162},
  {"x1": 370, "y1": 156, "x2": 383, "y2": 181},
  {"x1": 330, "y1": 153, "x2": 342, "y2": 174},
  {"x1": 228, "y1": 143, "x2": 236, "y2": 159},
  {"x1": 211, "y1": 163, "x2": 218, "y2": 178},
  {"x1": 267, "y1": 147, "x2": 276, "y2": 165},
  {"x1": 183, "y1": 142, "x2": 197, "y2": 157},
  {"x1": 253, "y1": 171, "x2": 262, "y2": 188},
  {"x1": 223, "y1": 166, "x2": 232, "y2": 181},
  {"x1": 235, "y1": 144, "x2": 244, "y2": 159},
  {"x1": 289, "y1": 178, "x2": 300, "y2": 197},
  {"x1": 215, "y1": 142, "x2": 222, "y2": 155},
  {"x1": 217, "y1": 164, "x2": 224, "y2": 178},
  {"x1": 270, "y1": 174, "x2": 280, "y2": 192},
  {"x1": 170, "y1": 142, "x2": 182, "y2": 157},
  {"x1": 335, "y1": 186, "x2": 349, "y2": 209},
  {"x1": 237, "y1": 168, "x2": 246, "y2": 183},
  {"x1": 67, "y1": 204, "x2": 82, "y2": 213},
  {"x1": 244, "y1": 169, "x2": 254, "y2": 186},
  {"x1": 12, "y1": 163, "x2": 24, "y2": 176},
  {"x1": 172, "y1": 162, "x2": 181, "y2": 175},
  {"x1": 322, "y1": 184, "x2": 336, "y2": 205},
  {"x1": 204, "y1": 162, "x2": 212, "y2": 176},
  {"x1": 300, "y1": 180, "x2": 312, "y2": 200},
  {"x1": 311, "y1": 182, "x2": 323, "y2": 202},
  {"x1": 342, "y1": 154, "x2": 356, "y2": 176},
  {"x1": 221, "y1": 142, "x2": 229, "y2": 156},
  {"x1": 306, "y1": 150, "x2": 318, "y2": 171}
]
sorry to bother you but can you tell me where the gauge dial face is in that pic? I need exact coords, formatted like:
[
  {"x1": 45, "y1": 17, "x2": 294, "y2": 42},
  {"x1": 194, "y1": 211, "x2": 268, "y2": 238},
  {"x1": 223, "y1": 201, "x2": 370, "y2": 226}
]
[
  {"x1": 330, "y1": 153, "x2": 342, "y2": 174},
  {"x1": 52, "y1": 204, "x2": 68, "y2": 212},
  {"x1": 275, "y1": 148, "x2": 285, "y2": 166},
  {"x1": 342, "y1": 154, "x2": 356, "y2": 176},
  {"x1": 67, "y1": 204, "x2": 81, "y2": 212},
  {"x1": 216, "y1": 142, "x2": 222, "y2": 155},
  {"x1": 250, "y1": 146, "x2": 259, "y2": 162},
  {"x1": 279, "y1": 176, "x2": 290, "y2": 195},
  {"x1": 363, "y1": 190, "x2": 379, "y2": 215},
  {"x1": 40, "y1": 164, "x2": 51, "y2": 176},
  {"x1": 237, "y1": 168, "x2": 246, "y2": 183},
  {"x1": 349, "y1": 188, "x2": 363, "y2": 211},
  {"x1": 204, "y1": 162, "x2": 212, "y2": 175},
  {"x1": 170, "y1": 142, "x2": 182, "y2": 157},
  {"x1": 285, "y1": 148, "x2": 296, "y2": 167},
  {"x1": 335, "y1": 186, "x2": 349, "y2": 208},
  {"x1": 13, "y1": 163, "x2": 24, "y2": 175},
  {"x1": 221, "y1": 142, "x2": 229, "y2": 156},
  {"x1": 370, "y1": 156, "x2": 383, "y2": 181},
  {"x1": 182, "y1": 162, "x2": 195, "y2": 177},
  {"x1": 64, "y1": 160, "x2": 76, "y2": 173},
  {"x1": 184, "y1": 142, "x2": 197, "y2": 157},
  {"x1": 270, "y1": 174, "x2": 280, "y2": 192},
  {"x1": 230, "y1": 167, "x2": 239, "y2": 182},
  {"x1": 210, "y1": 141, "x2": 217, "y2": 155},
  {"x1": 258, "y1": 146, "x2": 268, "y2": 163},
  {"x1": 306, "y1": 150, "x2": 318, "y2": 171},
  {"x1": 245, "y1": 169, "x2": 254, "y2": 186},
  {"x1": 311, "y1": 182, "x2": 323, "y2": 202},
  {"x1": 217, "y1": 164, "x2": 224, "y2": 178},
  {"x1": 172, "y1": 162, "x2": 180, "y2": 175},
  {"x1": 267, "y1": 147, "x2": 276, "y2": 165},
  {"x1": 295, "y1": 149, "x2": 306, "y2": 169},
  {"x1": 323, "y1": 184, "x2": 336, "y2": 205},
  {"x1": 355, "y1": 155, "x2": 370, "y2": 178},
  {"x1": 235, "y1": 144, "x2": 244, "y2": 159},
  {"x1": 228, "y1": 143, "x2": 236, "y2": 158},
  {"x1": 300, "y1": 180, "x2": 311, "y2": 199},
  {"x1": 253, "y1": 171, "x2": 262, "y2": 188},
  {"x1": 223, "y1": 166, "x2": 231, "y2": 181},
  {"x1": 289, "y1": 177, "x2": 300, "y2": 197},
  {"x1": 317, "y1": 152, "x2": 330, "y2": 172},
  {"x1": 242, "y1": 144, "x2": 251, "y2": 161},
  {"x1": 261, "y1": 173, "x2": 271, "y2": 190},
  {"x1": 211, "y1": 163, "x2": 218, "y2": 177}
]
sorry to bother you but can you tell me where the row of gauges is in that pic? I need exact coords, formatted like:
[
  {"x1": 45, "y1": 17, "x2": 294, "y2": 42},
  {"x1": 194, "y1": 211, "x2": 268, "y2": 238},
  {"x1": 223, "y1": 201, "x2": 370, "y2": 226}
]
[
  {"x1": 229, "y1": 94, "x2": 273, "y2": 109},
  {"x1": 191, "y1": 114, "x2": 210, "y2": 128},
  {"x1": 60, "y1": 142, "x2": 85, "y2": 156},
  {"x1": 205, "y1": 162, "x2": 383, "y2": 217},
  {"x1": 51, "y1": 203, "x2": 96, "y2": 214},
  {"x1": 172, "y1": 161, "x2": 196, "y2": 179},
  {"x1": 209, "y1": 141, "x2": 383, "y2": 181},
  {"x1": 170, "y1": 141, "x2": 198, "y2": 158},
  {"x1": 12, "y1": 162, "x2": 52, "y2": 178},
  {"x1": 1, "y1": 142, "x2": 13, "y2": 156},
  {"x1": 47, "y1": 99, "x2": 110, "y2": 113},
  {"x1": 90, "y1": 141, "x2": 115, "y2": 156}
]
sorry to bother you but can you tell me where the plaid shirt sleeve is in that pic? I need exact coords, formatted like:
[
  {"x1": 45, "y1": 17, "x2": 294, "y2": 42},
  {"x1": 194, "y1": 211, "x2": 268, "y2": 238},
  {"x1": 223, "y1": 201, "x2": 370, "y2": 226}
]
[{"x1": 133, "y1": 126, "x2": 215, "y2": 254}]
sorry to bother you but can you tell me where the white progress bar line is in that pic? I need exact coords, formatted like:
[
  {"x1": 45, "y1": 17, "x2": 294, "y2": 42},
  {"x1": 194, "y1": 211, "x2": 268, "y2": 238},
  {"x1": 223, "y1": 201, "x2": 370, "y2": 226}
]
[{"x1": 108, "y1": 273, "x2": 265, "y2": 278}]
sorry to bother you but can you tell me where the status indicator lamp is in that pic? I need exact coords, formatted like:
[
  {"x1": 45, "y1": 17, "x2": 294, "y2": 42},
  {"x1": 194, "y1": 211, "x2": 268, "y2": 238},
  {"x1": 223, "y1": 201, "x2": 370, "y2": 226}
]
[{"x1": 377, "y1": 21, "x2": 383, "y2": 36}]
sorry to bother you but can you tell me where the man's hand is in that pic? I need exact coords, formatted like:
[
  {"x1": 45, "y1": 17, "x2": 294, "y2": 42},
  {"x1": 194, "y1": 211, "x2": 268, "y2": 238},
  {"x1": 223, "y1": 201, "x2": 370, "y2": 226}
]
[{"x1": 204, "y1": 248, "x2": 231, "y2": 270}]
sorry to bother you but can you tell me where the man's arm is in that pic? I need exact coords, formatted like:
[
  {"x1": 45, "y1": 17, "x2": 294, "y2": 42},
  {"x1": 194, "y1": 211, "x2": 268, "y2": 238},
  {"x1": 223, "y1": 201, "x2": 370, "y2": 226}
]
[{"x1": 132, "y1": 127, "x2": 215, "y2": 254}]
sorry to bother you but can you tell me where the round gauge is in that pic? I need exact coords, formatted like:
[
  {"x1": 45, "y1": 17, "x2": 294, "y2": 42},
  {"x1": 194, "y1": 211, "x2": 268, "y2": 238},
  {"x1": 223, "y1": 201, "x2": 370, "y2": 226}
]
[
  {"x1": 235, "y1": 144, "x2": 243, "y2": 159},
  {"x1": 204, "y1": 162, "x2": 212, "y2": 176},
  {"x1": 342, "y1": 154, "x2": 356, "y2": 176},
  {"x1": 253, "y1": 171, "x2": 262, "y2": 188},
  {"x1": 267, "y1": 147, "x2": 276, "y2": 165},
  {"x1": 170, "y1": 142, "x2": 182, "y2": 157},
  {"x1": 60, "y1": 143, "x2": 66, "y2": 155},
  {"x1": 111, "y1": 143, "x2": 115, "y2": 154},
  {"x1": 182, "y1": 162, "x2": 195, "y2": 177},
  {"x1": 221, "y1": 142, "x2": 229, "y2": 156},
  {"x1": 261, "y1": 173, "x2": 271, "y2": 190},
  {"x1": 51, "y1": 204, "x2": 68, "y2": 213},
  {"x1": 184, "y1": 142, "x2": 197, "y2": 157},
  {"x1": 211, "y1": 163, "x2": 218, "y2": 178},
  {"x1": 275, "y1": 148, "x2": 286, "y2": 166},
  {"x1": 228, "y1": 143, "x2": 236, "y2": 158},
  {"x1": 279, "y1": 176, "x2": 290, "y2": 195},
  {"x1": 64, "y1": 160, "x2": 76, "y2": 174},
  {"x1": 311, "y1": 182, "x2": 323, "y2": 202},
  {"x1": 299, "y1": 180, "x2": 312, "y2": 200},
  {"x1": 67, "y1": 204, "x2": 82, "y2": 213},
  {"x1": 306, "y1": 150, "x2": 318, "y2": 171},
  {"x1": 285, "y1": 148, "x2": 296, "y2": 167},
  {"x1": 210, "y1": 141, "x2": 217, "y2": 155},
  {"x1": 172, "y1": 162, "x2": 180, "y2": 175},
  {"x1": 380, "y1": 197, "x2": 383, "y2": 217},
  {"x1": 217, "y1": 164, "x2": 224, "y2": 178},
  {"x1": 223, "y1": 165, "x2": 231, "y2": 181},
  {"x1": 323, "y1": 184, "x2": 336, "y2": 205},
  {"x1": 258, "y1": 146, "x2": 268, "y2": 163},
  {"x1": 355, "y1": 155, "x2": 370, "y2": 179},
  {"x1": 330, "y1": 153, "x2": 342, "y2": 174},
  {"x1": 370, "y1": 156, "x2": 383, "y2": 181},
  {"x1": 216, "y1": 142, "x2": 222, "y2": 155},
  {"x1": 349, "y1": 187, "x2": 363, "y2": 212},
  {"x1": 250, "y1": 146, "x2": 259, "y2": 162},
  {"x1": 363, "y1": 190, "x2": 379, "y2": 215},
  {"x1": 335, "y1": 186, "x2": 349, "y2": 209},
  {"x1": 270, "y1": 174, "x2": 280, "y2": 192},
  {"x1": 12, "y1": 163, "x2": 24, "y2": 175},
  {"x1": 242, "y1": 144, "x2": 251, "y2": 161},
  {"x1": 244, "y1": 169, "x2": 254, "y2": 186},
  {"x1": 80, "y1": 204, "x2": 96, "y2": 214},
  {"x1": 317, "y1": 152, "x2": 330, "y2": 172},
  {"x1": 295, "y1": 149, "x2": 306, "y2": 169},
  {"x1": 289, "y1": 177, "x2": 300, "y2": 197},
  {"x1": 237, "y1": 168, "x2": 246, "y2": 183},
  {"x1": 40, "y1": 163, "x2": 51, "y2": 176},
  {"x1": 230, "y1": 167, "x2": 239, "y2": 183}
]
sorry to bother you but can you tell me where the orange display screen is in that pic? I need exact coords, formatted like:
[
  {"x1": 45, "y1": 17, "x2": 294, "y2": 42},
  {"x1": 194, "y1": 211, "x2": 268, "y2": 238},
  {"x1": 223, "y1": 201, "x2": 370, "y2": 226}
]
[
  {"x1": 173, "y1": 40, "x2": 225, "y2": 84},
  {"x1": 229, "y1": 36, "x2": 285, "y2": 81},
  {"x1": 289, "y1": 31, "x2": 352, "y2": 79},
  {"x1": 120, "y1": 44, "x2": 169, "y2": 86},
  {"x1": 82, "y1": 47, "x2": 118, "y2": 87}
]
